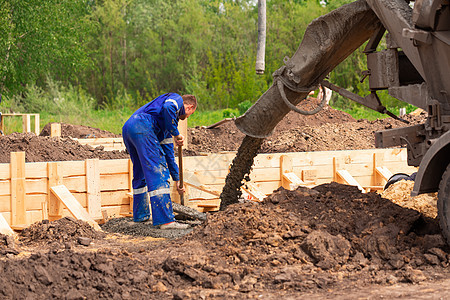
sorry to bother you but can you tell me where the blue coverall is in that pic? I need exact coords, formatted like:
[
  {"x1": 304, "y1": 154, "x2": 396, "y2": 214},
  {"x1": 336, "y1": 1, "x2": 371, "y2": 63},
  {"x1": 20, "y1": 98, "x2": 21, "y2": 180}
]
[{"x1": 122, "y1": 93, "x2": 184, "y2": 225}]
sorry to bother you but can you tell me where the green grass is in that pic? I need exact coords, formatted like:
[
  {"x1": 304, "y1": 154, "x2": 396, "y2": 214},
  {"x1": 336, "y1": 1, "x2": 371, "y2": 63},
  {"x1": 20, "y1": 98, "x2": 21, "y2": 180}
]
[
  {"x1": 187, "y1": 108, "x2": 239, "y2": 127},
  {"x1": 1, "y1": 107, "x2": 240, "y2": 135},
  {"x1": 335, "y1": 103, "x2": 418, "y2": 121}
]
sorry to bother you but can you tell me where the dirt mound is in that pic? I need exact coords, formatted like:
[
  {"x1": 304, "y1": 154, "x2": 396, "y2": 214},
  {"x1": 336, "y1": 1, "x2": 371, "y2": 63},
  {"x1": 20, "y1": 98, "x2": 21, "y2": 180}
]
[
  {"x1": 0, "y1": 132, "x2": 129, "y2": 162},
  {"x1": 19, "y1": 217, "x2": 105, "y2": 247},
  {"x1": 189, "y1": 109, "x2": 427, "y2": 154},
  {"x1": 40, "y1": 122, "x2": 121, "y2": 138}
]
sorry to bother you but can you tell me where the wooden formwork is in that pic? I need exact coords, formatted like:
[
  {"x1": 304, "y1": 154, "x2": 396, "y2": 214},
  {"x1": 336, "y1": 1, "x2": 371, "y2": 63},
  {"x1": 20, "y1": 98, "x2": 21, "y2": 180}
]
[
  {"x1": 74, "y1": 137, "x2": 126, "y2": 151},
  {"x1": 182, "y1": 148, "x2": 417, "y2": 202},
  {"x1": 0, "y1": 148, "x2": 417, "y2": 233},
  {"x1": 0, "y1": 113, "x2": 40, "y2": 135}
]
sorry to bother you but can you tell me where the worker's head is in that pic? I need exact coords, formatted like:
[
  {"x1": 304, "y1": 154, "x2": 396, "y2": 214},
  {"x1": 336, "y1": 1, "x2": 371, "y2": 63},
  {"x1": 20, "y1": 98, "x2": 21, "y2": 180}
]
[{"x1": 180, "y1": 94, "x2": 197, "y2": 120}]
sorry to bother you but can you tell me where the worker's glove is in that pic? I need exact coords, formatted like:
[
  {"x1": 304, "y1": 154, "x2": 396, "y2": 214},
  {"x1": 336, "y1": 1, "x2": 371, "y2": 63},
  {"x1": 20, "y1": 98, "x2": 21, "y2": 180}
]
[
  {"x1": 174, "y1": 134, "x2": 184, "y2": 146},
  {"x1": 176, "y1": 181, "x2": 185, "y2": 195}
]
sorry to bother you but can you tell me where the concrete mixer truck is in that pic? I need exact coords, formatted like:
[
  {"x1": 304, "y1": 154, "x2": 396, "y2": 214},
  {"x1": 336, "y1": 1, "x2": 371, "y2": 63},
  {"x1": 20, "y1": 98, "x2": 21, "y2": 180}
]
[{"x1": 220, "y1": 0, "x2": 450, "y2": 244}]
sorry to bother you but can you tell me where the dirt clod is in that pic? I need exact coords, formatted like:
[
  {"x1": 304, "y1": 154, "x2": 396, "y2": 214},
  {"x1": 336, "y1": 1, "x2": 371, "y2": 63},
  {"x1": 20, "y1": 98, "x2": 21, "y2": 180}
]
[{"x1": 19, "y1": 217, "x2": 105, "y2": 246}]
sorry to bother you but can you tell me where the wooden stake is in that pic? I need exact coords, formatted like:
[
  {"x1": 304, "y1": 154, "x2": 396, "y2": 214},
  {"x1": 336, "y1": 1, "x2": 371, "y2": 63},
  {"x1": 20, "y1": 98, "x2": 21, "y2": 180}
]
[
  {"x1": 34, "y1": 114, "x2": 40, "y2": 135},
  {"x1": 41, "y1": 201, "x2": 49, "y2": 220},
  {"x1": 280, "y1": 155, "x2": 304, "y2": 190},
  {"x1": 22, "y1": 115, "x2": 31, "y2": 133},
  {"x1": 178, "y1": 118, "x2": 188, "y2": 149},
  {"x1": 10, "y1": 152, "x2": 26, "y2": 226},
  {"x1": 48, "y1": 162, "x2": 63, "y2": 221},
  {"x1": 0, "y1": 113, "x2": 4, "y2": 134},
  {"x1": 86, "y1": 159, "x2": 102, "y2": 219},
  {"x1": 50, "y1": 123, "x2": 61, "y2": 137}
]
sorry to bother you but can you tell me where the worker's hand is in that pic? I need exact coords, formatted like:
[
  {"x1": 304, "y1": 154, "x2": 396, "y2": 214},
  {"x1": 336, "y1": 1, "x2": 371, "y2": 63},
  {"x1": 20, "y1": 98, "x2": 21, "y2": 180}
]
[
  {"x1": 174, "y1": 134, "x2": 184, "y2": 146},
  {"x1": 176, "y1": 181, "x2": 185, "y2": 195}
]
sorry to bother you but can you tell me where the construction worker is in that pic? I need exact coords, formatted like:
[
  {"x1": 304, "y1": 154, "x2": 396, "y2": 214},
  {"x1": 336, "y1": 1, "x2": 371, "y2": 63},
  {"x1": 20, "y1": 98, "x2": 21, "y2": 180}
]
[{"x1": 122, "y1": 93, "x2": 197, "y2": 229}]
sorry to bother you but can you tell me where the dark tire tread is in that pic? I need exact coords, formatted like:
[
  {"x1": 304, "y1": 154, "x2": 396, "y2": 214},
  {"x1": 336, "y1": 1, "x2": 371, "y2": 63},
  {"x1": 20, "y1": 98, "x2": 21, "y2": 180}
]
[{"x1": 437, "y1": 164, "x2": 450, "y2": 244}]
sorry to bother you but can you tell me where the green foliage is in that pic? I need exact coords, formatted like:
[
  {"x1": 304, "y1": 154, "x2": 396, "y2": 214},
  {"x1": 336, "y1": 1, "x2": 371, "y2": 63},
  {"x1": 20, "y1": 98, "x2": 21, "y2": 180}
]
[
  {"x1": 222, "y1": 108, "x2": 238, "y2": 118},
  {"x1": 0, "y1": 0, "x2": 93, "y2": 97},
  {"x1": 238, "y1": 100, "x2": 253, "y2": 115},
  {"x1": 187, "y1": 108, "x2": 239, "y2": 127},
  {"x1": 1, "y1": 78, "x2": 96, "y2": 116}
]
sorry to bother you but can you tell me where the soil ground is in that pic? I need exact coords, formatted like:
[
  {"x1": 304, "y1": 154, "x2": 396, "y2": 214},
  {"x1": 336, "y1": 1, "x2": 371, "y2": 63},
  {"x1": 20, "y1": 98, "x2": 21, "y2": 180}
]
[
  {"x1": 0, "y1": 105, "x2": 448, "y2": 298},
  {"x1": 1, "y1": 183, "x2": 448, "y2": 299}
]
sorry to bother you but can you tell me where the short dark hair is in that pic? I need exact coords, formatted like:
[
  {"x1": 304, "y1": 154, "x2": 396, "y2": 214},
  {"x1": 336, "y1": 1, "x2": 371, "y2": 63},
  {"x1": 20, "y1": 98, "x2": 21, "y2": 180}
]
[{"x1": 182, "y1": 94, "x2": 197, "y2": 108}]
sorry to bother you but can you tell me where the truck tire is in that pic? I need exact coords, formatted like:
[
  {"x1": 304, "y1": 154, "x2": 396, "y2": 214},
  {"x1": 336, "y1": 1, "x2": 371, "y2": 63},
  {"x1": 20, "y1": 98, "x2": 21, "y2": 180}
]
[{"x1": 438, "y1": 164, "x2": 450, "y2": 244}]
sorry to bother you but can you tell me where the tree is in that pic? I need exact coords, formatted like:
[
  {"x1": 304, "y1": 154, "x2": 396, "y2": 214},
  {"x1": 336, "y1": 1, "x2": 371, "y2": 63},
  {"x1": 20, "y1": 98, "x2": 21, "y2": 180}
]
[{"x1": 0, "y1": 0, "x2": 92, "y2": 97}]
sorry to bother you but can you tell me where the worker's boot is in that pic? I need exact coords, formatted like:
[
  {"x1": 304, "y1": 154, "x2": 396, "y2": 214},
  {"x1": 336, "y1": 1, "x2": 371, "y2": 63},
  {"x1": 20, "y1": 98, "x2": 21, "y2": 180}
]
[{"x1": 160, "y1": 222, "x2": 190, "y2": 230}]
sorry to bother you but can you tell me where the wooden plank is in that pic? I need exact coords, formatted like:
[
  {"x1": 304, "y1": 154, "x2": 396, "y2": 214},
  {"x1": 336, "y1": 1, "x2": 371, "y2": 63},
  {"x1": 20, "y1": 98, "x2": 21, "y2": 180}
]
[
  {"x1": 76, "y1": 137, "x2": 124, "y2": 144},
  {"x1": 183, "y1": 153, "x2": 236, "y2": 171},
  {"x1": 376, "y1": 166, "x2": 393, "y2": 182},
  {"x1": 251, "y1": 148, "x2": 410, "y2": 169},
  {"x1": 86, "y1": 159, "x2": 102, "y2": 219},
  {"x1": 101, "y1": 190, "x2": 130, "y2": 206},
  {"x1": 282, "y1": 173, "x2": 304, "y2": 190},
  {"x1": 1, "y1": 211, "x2": 43, "y2": 226},
  {"x1": 187, "y1": 198, "x2": 221, "y2": 212},
  {"x1": 184, "y1": 182, "x2": 221, "y2": 197},
  {"x1": 241, "y1": 182, "x2": 266, "y2": 202},
  {"x1": 0, "y1": 180, "x2": 10, "y2": 196},
  {"x1": 96, "y1": 205, "x2": 130, "y2": 219},
  {"x1": 50, "y1": 185, "x2": 101, "y2": 230},
  {"x1": 301, "y1": 169, "x2": 317, "y2": 183},
  {"x1": 100, "y1": 173, "x2": 129, "y2": 191},
  {"x1": 99, "y1": 159, "x2": 129, "y2": 174},
  {"x1": 0, "y1": 163, "x2": 10, "y2": 179},
  {"x1": 25, "y1": 178, "x2": 47, "y2": 194},
  {"x1": 11, "y1": 152, "x2": 26, "y2": 226},
  {"x1": 0, "y1": 213, "x2": 14, "y2": 236},
  {"x1": 50, "y1": 123, "x2": 61, "y2": 137},
  {"x1": 48, "y1": 162, "x2": 63, "y2": 221},
  {"x1": 63, "y1": 176, "x2": 87, "y2": 193},
  {"x1": 60, "y1": 161, "x2": 85, "y2": 177},
  {"x1": 25, "y1": 162, "x2": 47, "y2": 178},
  {"x1": 336, "y1": 170, "x2": 366, "y2": 193}
]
